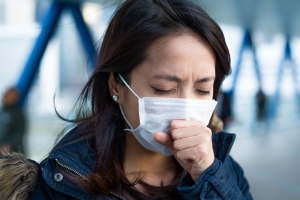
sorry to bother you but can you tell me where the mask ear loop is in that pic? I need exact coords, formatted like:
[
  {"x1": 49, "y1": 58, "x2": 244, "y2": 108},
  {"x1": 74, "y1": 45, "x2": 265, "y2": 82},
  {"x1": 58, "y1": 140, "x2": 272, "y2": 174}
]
[
  {"x1": 117, "y1": 74, "x2": 140, "y2": 130},
  {"x1": 119, "y1": 104, "x2": 134, "y2": 130},
  {"x1": 118, "y1": 74, "x2": 140, "y2": 99}
]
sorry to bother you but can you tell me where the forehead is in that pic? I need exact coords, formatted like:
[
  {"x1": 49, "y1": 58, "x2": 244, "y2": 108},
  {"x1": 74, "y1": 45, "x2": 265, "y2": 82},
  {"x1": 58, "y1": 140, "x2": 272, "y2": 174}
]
[{"x1": 137, "y1": 32, "x2": 216, "y2": 79}]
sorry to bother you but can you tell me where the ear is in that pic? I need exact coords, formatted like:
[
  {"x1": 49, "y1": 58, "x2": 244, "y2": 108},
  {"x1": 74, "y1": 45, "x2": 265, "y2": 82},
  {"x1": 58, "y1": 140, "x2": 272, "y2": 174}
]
[{"x1": 108, "y1": 72, "x2": 122, "y2": 102}]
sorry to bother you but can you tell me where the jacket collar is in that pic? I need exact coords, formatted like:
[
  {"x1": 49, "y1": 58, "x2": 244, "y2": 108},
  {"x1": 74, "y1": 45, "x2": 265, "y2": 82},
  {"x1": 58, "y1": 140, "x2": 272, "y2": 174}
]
[
  {"x1": 46, "y1": 129, "x2": 236, "y2": 175},
  {"x1": 41, "y1": 128, "x2": 236, "y2": 199},
  {"x1": 41, "y1": 127, "x2": 98, "y2": 200},
  {"x1": 212, "y1": 131, "x2": 236, "y2": 162}
]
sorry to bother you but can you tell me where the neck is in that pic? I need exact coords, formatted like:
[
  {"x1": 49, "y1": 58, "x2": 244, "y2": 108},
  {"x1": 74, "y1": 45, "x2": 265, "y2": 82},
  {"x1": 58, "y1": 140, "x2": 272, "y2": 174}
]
[{"x1": 124, "y1": 132, "x2": 176, "y2": 186}]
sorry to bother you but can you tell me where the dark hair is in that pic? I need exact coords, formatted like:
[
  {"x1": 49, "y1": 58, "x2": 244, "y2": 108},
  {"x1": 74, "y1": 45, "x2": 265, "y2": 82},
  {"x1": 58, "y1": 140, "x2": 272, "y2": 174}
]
[{"x1": 60, "y1": 0, "x2": 230, "y2": 199}]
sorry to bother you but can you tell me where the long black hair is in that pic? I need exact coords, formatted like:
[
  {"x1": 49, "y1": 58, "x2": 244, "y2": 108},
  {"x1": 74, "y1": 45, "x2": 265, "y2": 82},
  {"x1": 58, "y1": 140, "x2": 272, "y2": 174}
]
[{"x1": 59, "y1": 0, "x2": 231, "y2": 199}]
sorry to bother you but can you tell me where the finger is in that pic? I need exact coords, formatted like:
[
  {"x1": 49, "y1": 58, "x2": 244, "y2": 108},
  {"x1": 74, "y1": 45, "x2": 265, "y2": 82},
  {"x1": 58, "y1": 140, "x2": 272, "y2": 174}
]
[
  {"x1": 174, "y1": 144, "x2": 209, "y2": 164},
  {"x1": 171, "y1": 126, "x2": 212, "y2": 140},
  {"x1": 174, "y1": 145, "x2": 200, "y2": 164},
  {"x1": 173, "y1": 135, "x2": 209, "y2": 151},
  {"x1": 170, "y1": 119, "x2": 207, "y2": 131},
  {"x1": 153, "y1": 132, "x2": 174, "y2": 149}
]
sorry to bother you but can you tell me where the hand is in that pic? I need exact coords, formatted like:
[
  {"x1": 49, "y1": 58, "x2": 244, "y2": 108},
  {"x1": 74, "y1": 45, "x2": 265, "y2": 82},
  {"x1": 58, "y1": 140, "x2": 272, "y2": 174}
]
[{"x1": 153, "y1": 120, "x2": 215, "y2": 182}]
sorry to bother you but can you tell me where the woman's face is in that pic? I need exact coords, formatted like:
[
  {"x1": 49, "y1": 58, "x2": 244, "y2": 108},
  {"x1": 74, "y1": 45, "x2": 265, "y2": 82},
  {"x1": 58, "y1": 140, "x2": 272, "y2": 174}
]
[{"x1": 111, "y1": 32, "x2": 216, "y2": 129}]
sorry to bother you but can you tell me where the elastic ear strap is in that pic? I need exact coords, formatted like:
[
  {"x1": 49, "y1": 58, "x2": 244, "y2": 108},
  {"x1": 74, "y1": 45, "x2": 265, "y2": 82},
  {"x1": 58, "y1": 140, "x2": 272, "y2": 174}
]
[
  {"x1": 118, "y1": 74, "x2": 140, "y2": 99},
  {"x1": 119, "y1": 104, "x2": 134, "y2": 130}
]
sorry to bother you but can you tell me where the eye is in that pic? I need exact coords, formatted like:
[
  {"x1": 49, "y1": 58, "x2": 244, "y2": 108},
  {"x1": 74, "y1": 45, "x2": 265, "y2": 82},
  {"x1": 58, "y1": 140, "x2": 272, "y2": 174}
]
[
  {"x1": 151, "y1": 87, "x2": 174, "y2": 95},
  {"x1": 196, "y1": 90, "x2": 211, "y2": 95}
]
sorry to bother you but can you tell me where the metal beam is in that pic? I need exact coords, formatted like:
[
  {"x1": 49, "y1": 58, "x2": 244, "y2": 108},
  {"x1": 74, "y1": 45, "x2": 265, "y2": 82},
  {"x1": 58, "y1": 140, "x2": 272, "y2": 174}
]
[
  {"x1": 228, "y1": 30, "x2": 262, "y2": 98},
  {"x1": 268, "y1": 37, "x2": 300, "y2": 118},
  {"x1": 16, "y1": 2, "x2": 64, "y2": 106},
  {"x1": 69, "y1": 4, "x2": 96, "y2": 71},
  {"x1": 16, "y1": 2, "x2": 97, "y2": 106}
]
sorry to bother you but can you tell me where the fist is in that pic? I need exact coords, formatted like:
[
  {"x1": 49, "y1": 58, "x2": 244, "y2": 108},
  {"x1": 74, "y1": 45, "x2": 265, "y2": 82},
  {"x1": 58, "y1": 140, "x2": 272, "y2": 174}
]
[{"x1": 153, "y1": 120, "x2": 215, "y2": 182}]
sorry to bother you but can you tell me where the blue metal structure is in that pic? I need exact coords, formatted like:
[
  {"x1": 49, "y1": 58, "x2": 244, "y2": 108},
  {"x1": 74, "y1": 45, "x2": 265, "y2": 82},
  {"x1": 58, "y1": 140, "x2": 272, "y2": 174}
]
[
  {"x1": 16, "y1": 1, "x2": 96, "y2": 106},
  {"x1": 69, "y1": 4, "x2": 97, "y2": 70},
  {"x1": 228, "y1": 31, "x2": 300, "y2": 119},
  {"x1": 268, "y1": 37, "x2": 300, "y2": 118},
  {"x1": 228, "y1": 30, "x2": 262, "y2": 98}
]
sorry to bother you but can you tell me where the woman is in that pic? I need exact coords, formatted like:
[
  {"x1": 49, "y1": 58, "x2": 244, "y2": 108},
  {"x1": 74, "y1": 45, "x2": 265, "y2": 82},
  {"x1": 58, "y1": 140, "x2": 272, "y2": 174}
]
[{"x1": 0, "y1": 0, "x2": 253, "y2": 199}]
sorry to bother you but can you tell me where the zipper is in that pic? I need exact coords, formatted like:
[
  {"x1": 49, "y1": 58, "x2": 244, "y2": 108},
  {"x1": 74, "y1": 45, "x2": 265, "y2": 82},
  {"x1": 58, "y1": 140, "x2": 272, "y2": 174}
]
[
  {"x1": 55, "y1": 158, "x2": 87, "y2": 181},
  {"x1": 110, "y1": 191, "x2": 127, "y2": 200},
  {"x1": 55, "y1": 158, "x2": 127, "y2": 200}
]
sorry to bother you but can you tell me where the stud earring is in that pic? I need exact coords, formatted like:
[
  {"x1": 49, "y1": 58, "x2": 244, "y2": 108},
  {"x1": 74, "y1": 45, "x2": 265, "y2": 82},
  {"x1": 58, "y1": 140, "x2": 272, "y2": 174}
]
[{"x1": 112, "y1": 95, "x2": 118, "y2": 101}]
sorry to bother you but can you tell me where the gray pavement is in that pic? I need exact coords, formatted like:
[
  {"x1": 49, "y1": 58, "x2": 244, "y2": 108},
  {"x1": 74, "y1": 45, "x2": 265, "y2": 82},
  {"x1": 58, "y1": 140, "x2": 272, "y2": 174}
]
[{"x1": 231, "y1": 124, "x2": 300, "y2": 200}]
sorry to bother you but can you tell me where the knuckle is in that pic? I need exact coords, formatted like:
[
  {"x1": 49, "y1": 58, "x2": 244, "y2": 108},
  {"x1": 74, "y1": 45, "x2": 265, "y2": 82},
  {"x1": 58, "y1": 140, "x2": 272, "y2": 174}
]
[
  {"x1": 172, "y1": 130, "x2": 181, "y2": 140},
  {"x1": 173, "y1": 140, "x2": 180, "y2": 150},
  {"x1": 196, "y1": 143, "x2": 209, "y2": 155},
  {"x1": 203, "y1": 127, "x2": 212, "y2": 135},
  {"x1": 170, "y1": 120, "x2": 178, "y2": 130},
  {"x1": 175, "y1": 151, "x2": 184, "y2": 160},
  {"x1": 197, "y1": 144, "x2": 205, "y2": 152}
]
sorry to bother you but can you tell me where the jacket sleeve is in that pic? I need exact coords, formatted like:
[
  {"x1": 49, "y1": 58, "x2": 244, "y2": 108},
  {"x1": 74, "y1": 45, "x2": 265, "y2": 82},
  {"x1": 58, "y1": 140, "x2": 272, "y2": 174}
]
[{"x1": 177, "y1": 158, "x2": 253, "y2": 200}]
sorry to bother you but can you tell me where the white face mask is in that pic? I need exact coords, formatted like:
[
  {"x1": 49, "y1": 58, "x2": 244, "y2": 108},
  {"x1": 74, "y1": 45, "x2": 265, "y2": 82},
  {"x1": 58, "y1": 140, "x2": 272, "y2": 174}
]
[{"x1": 118, "y1": 74, "x2": 217, "y2": 156}]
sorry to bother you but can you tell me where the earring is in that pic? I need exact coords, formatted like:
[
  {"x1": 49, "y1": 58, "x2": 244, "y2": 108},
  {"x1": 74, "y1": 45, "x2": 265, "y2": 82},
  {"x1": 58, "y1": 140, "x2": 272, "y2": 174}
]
[{"x1": 112, "y1": 95, "x2": 118, "y2": 101}]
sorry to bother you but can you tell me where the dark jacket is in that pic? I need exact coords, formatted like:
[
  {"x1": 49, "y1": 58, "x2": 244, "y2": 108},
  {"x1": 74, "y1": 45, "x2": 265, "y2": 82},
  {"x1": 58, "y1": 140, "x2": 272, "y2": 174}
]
[{"x1": 28, "y1": 128, "x2": 253, "y2": 200}]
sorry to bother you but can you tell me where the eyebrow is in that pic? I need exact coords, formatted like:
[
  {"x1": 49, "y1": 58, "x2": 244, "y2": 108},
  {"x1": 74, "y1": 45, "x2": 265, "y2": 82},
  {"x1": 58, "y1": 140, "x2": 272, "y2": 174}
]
[
  {"x1": 196, "y1": 77, "x2": 215, "y2": 83},
  {"x1": 153, "y1": 74, "x2": 215, "y2": 83},
  {"x1": 153, "y1": 75, "x2": 181, "y2": 82}
]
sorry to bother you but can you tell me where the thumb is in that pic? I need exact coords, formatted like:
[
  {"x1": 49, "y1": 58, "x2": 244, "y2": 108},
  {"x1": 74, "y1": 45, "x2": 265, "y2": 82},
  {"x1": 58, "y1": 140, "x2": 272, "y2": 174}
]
[{"x1": 153, "y1": 132, "x2": 173, "y2": 148}]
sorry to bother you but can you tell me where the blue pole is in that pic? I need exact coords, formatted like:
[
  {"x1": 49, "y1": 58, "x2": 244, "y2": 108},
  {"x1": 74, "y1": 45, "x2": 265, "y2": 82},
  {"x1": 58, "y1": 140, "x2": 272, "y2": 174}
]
[
  {"x1": 269, "y1": 37, "x2": 300, "y2": 118},
  {"x1": 69, "y1": 4, "x2": 97, "y2": 71},
  {"x1": 268, "y1": 49, "x2": 286, "y2": 119},
  {"x1": 16, "y1": 2, "x2": 64, "y2": 106},
  {"x1": 228, "y1": 30, "x2": 250, "y2": 98},
  {"x1": 248, "y1": 33, "x2": 262, "y2": 87},
  {"x1": 228, "y1": 30, "x2": 262, "y2": 98}
]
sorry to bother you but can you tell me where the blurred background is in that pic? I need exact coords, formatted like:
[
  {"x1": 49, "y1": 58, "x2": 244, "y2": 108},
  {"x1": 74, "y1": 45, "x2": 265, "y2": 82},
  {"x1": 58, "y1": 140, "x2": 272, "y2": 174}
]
[{"x1": 0, "y1": 0, "x2": 299, "y2": 199}]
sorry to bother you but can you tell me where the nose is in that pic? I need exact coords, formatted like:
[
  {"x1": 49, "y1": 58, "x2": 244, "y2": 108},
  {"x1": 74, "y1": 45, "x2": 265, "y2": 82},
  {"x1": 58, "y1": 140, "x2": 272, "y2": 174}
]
[{"x1": 178, "y1": 88, "x2": 198, "y2": 99}]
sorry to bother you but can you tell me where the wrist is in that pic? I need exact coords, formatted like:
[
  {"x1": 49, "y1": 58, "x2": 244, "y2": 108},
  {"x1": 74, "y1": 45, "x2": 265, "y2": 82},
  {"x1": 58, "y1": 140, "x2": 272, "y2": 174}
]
[{"x1": 191, "y1": 157, "x2": 215, "y2": 182}]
